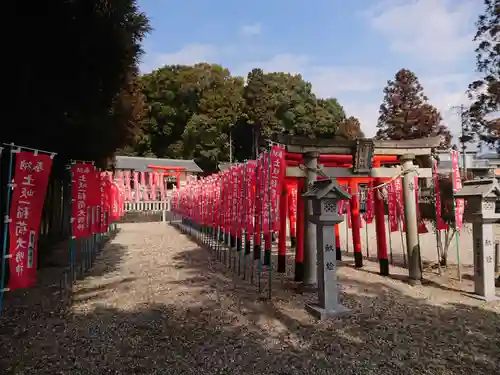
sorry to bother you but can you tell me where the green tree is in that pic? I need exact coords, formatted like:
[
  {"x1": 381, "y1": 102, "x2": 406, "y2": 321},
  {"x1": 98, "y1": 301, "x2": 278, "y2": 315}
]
[
  {"x1": 243, "y1": 70, "x2": 318, "y2": 139},
  {"x1": 375, "y1": 69, "x2": 451, "y2": 148},
  {"x1": 137, "y1": 64, "x2": 244, "y2": 171},
  {"x1": 134, "y1": 64, "x2": 366, "y2": 166},
  {"x1": 6, "y1": 0, "x2": 150, "y2": 167},
  {"x1": 181, "y1": 64, "x2": 245, "y2": 171},
  {"x1": 313, "y1": 98, "x2": 346, "y2": 137},
  {"x1": 468, "y1": 0, "x2": 499, "y2": 145},
  {"x1": 337, "y1": 116, "x2": 365, "y2": 140},
  {"x1": 241, "y1": 69, "x2": 353, "y2": 156}
]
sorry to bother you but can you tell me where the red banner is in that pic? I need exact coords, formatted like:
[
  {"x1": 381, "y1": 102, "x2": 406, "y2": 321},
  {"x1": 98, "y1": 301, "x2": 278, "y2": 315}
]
[
  {"x1": 8, "y1": 151, "x2": 53, "y2": 290},
  {"x1": 269, "y1": 145, "x2": 286, "y2": 232},
  {"x1": 71, "y1": 163, "x2": 93, "y2": 239},
  {"x1": 224, "y1": 171, "x2": 230, "y2": 231},
  {"x1": 99, "y1": 172, "x2": 108, "y2": 233},
  {"x1": 150, "y1": 172, "x2": 157, "y2": 201},
  {"x1": 387, "y1": 181, "x2": 398, "y2": 232},
  {"x1": 133, "y1": 172, "x2": 140, "y2": 202},
  {"x1": 363, "y1": 183, "x2": 374, "y2": 224},
  {"x1": 124, "y1": 171, "x2": 131, "y2": 201},
  {"x1": 415, "y1": 176, "x2": 428, "y2": 234},
  {"x1": 140, "y1": 172, "x2": 147, "y2": 201},
  {"x1": 433, "y1": 159, "x2": 448, "y2": 230},
  {"x1": 394, "y1": 177, "x2": 406, "y2": 232},
  {"x1": 159, "y1": 172, "x2": 166, "y2": 201},
  {"x1": 260, "y1": 153, "x2": 270, "y2": 233},
  {"x1": 236, "y1": 164, "x2": 244, "y2": 235},
  {"x1": 451, "y1": 150, "x2": 464, "y2": 229},
  {"x1": 246, "y1": 161, "x2": 256, "y2": 234},
  {"x1": 287, "y1": 181, "x2": 297, "y2": 237}
]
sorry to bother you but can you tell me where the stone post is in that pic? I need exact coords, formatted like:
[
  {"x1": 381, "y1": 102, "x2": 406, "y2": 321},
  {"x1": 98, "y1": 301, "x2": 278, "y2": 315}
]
[
  {"x1": 305, "y1": 220, "x2": 350, "y2": 319},
  {"x1": 472, "y1": 221, "x2": 498, "y2": 301},
  {"x1": 303, "y1": 151, "x2": 319, "y2": 287},
  {"x1": 400, "y1": 154, "x2": 422, "y2": 282}
]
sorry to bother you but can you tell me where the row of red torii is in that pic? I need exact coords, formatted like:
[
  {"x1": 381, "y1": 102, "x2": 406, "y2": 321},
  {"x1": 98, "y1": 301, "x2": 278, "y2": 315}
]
[{"x1": 169, "y1": 135, "x2": 441, "y2": 286}]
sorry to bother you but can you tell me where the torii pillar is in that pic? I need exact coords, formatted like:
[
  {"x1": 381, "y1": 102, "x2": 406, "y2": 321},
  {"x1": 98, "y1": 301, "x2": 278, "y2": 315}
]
[{"x1": 303, "y1": 151, "x2": 319, "y2": 286}]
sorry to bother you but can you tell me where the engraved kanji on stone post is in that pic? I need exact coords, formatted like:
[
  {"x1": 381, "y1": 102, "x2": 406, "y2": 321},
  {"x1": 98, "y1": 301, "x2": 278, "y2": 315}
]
[
  {"x1": 455, "y1": 179, "x2": 500, "y2": 302},
  {"x1": 302, "y1": 178, "x2": 351, "y2": 319}
]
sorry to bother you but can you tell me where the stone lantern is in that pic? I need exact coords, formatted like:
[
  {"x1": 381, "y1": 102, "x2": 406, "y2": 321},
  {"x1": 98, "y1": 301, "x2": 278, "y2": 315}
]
[
  {"x1": 302, "y1": 178, "x2": 351, "y2": 319},
  {"x1": 455, "y1": 178, "x2": 500, "y2": 301}
]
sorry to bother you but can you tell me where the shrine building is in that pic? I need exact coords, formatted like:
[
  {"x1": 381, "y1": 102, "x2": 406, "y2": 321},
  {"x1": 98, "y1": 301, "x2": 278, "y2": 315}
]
[{"x1": 114, "y1": 155, "x2": 203, "y2": 189}]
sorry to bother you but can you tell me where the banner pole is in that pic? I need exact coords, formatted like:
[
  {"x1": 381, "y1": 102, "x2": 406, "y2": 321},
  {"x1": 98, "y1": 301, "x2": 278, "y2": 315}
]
[
  {"x1": 452, "y1": 196, "x2": 462, "y2": 281},
  {"x1": 0, "y1": 146, "x2": 16, "y2": 313},
  {"x1": 386, "y1": 215, "x2": 394, "y2": 266},
  {"x1": 69, "y1": 165, "x2": 76, "y2": 282},
  {"x1": 267, "y1": 144, "x2": 273, "y2": 300}
]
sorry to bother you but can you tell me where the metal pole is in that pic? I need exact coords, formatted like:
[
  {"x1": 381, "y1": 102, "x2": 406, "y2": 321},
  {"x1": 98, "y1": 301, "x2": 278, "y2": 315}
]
[
  {"x1": 0, "y1": 146, "x2": 15, "y2": 314},
  {"x1": 460, "y1": 105, "x2": 468, "y2": 178}
]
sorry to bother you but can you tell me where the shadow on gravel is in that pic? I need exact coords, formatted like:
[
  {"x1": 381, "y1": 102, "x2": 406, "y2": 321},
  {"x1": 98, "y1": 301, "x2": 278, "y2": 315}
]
[
  {"x1": 1, "y1": 279, "x2": 498, "y2": 374},
  {"x1": 166, "y1": 246, "x2": 500, "y2": 375},
  {"x1": 1, "y1": 236, "x2": 499, "y2": 375},
  {"x1": 0, "y1": 236, "x2": 128, "y2": 350}
]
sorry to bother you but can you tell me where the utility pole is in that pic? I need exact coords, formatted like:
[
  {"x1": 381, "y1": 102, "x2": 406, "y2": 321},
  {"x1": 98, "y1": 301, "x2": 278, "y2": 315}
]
[
  {"x1": 460, "y1": 105, "x2": 467, "y2": 177},
  {"x1": 229, "y1": 131, "x2": 232, "y2": 163},
  {"x1": 454, "y1": 105, "x2": 472, "y2": 178}
]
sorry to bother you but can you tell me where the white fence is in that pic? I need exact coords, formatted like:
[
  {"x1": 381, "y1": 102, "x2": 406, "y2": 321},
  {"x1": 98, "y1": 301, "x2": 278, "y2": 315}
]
[{"x1": 124, "y1": 200, "x2": 170, "y2": 213}]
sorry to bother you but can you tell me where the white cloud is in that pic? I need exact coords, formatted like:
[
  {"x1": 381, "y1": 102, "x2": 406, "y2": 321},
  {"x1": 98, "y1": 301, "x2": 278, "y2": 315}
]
[
  {"x1": 367, "y1": 0, "x2": 478, "y2": 64},
  {"x1": 141, "y1": 44, "x2": 216, "y2": 73},
  {"x1": 241, "y1": 23, "x2": 262, "y2": 36},
  {"x1": 234, "y1": 55, "x2": 384, "y2": 95},
  {"x1": 234, "y1": 54, "x2": 311, "y2": 77},
  {"x1": 308, "y1": 67, "x2": 385, "y2": 97}
]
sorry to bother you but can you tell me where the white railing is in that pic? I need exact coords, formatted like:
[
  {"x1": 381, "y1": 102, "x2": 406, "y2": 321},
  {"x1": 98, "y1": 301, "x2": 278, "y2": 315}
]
[{"x1": 125, "y1": 200, "x2": 171, "y2": 212}]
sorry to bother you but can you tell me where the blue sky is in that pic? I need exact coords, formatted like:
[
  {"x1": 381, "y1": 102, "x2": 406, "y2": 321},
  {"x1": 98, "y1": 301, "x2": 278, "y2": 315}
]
[{"x1": 139, "y1": 0, "x2": 483, "y2": 139}]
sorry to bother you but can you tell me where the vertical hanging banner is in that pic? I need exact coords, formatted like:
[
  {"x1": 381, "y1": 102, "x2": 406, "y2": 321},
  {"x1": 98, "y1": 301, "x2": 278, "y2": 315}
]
[
  {"x1": 140, "y1": 172, "x2": 147, "y2": 201},
  {"x1": 99, "y1": 172, "x2": 107, "y2": 233},
  {"x1": 89, "y1": 166, "x2": 101, "y2": 233},
  {"x1": 71, "y1": 163, "x2": 92, "y2": 239},
  {"x1": 133, "y1": 172, "x2": 140, "y2": 202},
  {"x1": 387, "y1": 181, "x2": 399, "y2": 232},
  {"x1": 159, "y1": 172, "x2": 166, "y2": 201},
  {"x1": 245, "y1": 161, "x2": 256, "y2": 234},
  {"x1": 8, "y1": 151, "x2": 54, "y2": 290},
  {"x1": 150, "y1": 172, "x2": 157, "y2": 201},
  {"x1": 259, "y1": 152, "x2": 269, "y2": 233},
  {"x1": 124, "y1": 171, "x2": 131, "y2": 201},
  {"x1": 414, "y1": 176, "x2": 428, "y2": 234},
  {"x1": 451, "y1": 150, "x2": 465, "y2": 229},
  {"x1": 110, "y1": 182, "x2": 120, "y2": 222},
  {"x1": 261, "y1": 152, "x2": 270, "y2": 233},
  {"x1": 287, "y1": 181, "x2": 297, "y2": 237},
  {"x1": 433, "y1": 159, "x2": 448, "y2": 230},
  {"x1": 237, "y1": 164, "x2": 245, "y2": 236},
  {"x1": 393, "y1": 177, "x2": 406, "y2": 232},
  {"x1": 231, "y1": 165, "x2": 239, "y2": 236},
  {"x1": 269, "y1": 145, "x2": 285, "y2": 232},
  {"x1": 363, "y1": 182, "x2": 374, "y2": 224}
]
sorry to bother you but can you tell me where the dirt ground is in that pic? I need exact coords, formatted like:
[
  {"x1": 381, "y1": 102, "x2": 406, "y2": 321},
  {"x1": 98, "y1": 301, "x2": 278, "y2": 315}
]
[{"x1": 0, "y1": 222, "x2": 499, "y2": 375}]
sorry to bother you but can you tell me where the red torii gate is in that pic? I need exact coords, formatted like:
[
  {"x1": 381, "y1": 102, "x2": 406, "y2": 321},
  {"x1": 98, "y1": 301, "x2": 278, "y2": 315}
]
[
  {"x1": 284, "y1": 153, "x2": 399, "y2": 279},
  {"x1": 147, "y1": 165, "x2": 185, "y2": 189}
]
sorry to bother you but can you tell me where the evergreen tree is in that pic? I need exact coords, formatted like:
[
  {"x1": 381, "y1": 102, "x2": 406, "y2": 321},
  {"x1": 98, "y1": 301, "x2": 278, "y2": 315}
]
[
  {"x1": 468, "y1": 0, "x2": 499, "y2": 145},
  {"x1": 375, "y1": 69, "x2": 451, "y2": 148}
]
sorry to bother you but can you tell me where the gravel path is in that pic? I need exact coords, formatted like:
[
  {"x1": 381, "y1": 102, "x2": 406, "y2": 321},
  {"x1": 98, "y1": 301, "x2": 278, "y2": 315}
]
[{"x1": 1, "y1": 222, "x2": 499, "y2": 375}]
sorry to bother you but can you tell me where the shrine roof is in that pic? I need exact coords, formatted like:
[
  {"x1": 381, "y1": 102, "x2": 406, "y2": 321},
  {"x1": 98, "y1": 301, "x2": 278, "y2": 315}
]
[
  {"x1": 456, "y1": 179, "x2": 500, "y2": 198},
  {"x1": 114, "y1": 155, "x2": 203, "y2": 172}
]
